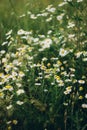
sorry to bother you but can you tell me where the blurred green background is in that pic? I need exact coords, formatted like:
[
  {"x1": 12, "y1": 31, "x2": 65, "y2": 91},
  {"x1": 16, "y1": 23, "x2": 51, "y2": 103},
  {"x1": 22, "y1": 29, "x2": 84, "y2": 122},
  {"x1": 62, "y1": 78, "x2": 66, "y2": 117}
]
[{"x1": 0, "y1": 0, "x2": 61, "y2": 42}]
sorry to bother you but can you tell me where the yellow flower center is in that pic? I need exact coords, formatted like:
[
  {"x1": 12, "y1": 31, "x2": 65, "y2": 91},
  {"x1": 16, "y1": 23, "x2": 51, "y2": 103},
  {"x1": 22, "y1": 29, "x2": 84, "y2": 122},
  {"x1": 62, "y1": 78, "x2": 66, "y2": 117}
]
[
  {"x1": 0, "y1": 92, "x2": 4, "y2": 97},
  {"x1": 79, "y1": 86, "x2": 83, "y2": 91},
  {"x1": 0, "y1": 73, "x2": 3, "y2": 77},
  {"x1": 79, "y1": 96, "x2": 83, "y2": 100},
  {"x1": 5, "y1": 85, "x2": 12, "y2": 89},
  {"x1": 12, "y1": 120, "x2": 18, "y2": 125}
]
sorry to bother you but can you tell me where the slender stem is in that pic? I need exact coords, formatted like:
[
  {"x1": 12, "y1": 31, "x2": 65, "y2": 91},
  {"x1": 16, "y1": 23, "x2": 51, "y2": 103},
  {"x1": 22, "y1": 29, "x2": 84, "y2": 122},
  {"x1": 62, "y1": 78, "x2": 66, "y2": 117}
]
[{"x1": 9, "y1": 0, "x2": 17, "y2": 16}]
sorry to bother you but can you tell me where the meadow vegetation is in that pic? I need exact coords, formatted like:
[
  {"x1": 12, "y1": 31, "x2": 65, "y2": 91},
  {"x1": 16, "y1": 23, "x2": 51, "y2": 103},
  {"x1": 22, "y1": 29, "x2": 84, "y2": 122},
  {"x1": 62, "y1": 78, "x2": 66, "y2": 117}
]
[{"x1": 0, "y1": 0, "x2": 87, "y2": 130}]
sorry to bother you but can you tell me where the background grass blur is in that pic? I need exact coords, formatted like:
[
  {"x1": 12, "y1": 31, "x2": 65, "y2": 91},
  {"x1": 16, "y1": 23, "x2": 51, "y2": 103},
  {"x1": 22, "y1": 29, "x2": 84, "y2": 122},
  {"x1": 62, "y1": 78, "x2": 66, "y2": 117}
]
[{"x1": 0, "y1": 0, "x2": 61, "y2": 42}]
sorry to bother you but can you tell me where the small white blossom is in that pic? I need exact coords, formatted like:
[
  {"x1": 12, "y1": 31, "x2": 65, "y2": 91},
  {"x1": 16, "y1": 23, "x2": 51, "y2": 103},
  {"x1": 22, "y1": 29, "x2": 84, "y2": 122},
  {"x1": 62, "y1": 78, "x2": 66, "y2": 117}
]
[
  {"x1": 16, "y1": 101, "x2": 24, "y2": 105},
  {"x1": 48, "y1": 7, "x2": 56, "y2": 13},
  {"x1": 7, "y1": 105, "x2": 12, "y2": 110},
  {"x1": 35, "y1": 83, "x2": 41, "y2": 86},
  {"x1": 58, "y1": 2, "x2": 67, "y2": 7},
  {"x1": 6, "y1": 29, "x2": 12, "y2": 36},
  {"x1": 85, "y1": 94, "x2": 87, "y2": 99},
  {"x1": 83, "y1": 58, "x2": 87, "y2": 62},
  {"x1": 59, "y1": 48, "x2": 68, "y2": 57},
  {"x1": 2, "y1": 41, "x2": 8, "y2": 46},
  {"x1": 82, "y1": 104, "x2": 87, "y2": 108},
  {"x1": 0, "y1": 50, "x2": 5, "y2": 54},
  {"x1": 2, "y1": 58, "x2": 7, "y2": 63},
  {"x1": 57, "y1": 14, "x2": 64, "y2": 21},
  {"x1": 30, "y1": 14, "x2": 37, "y2": 19},
  {"x1": 40, "y1": 38, "x2": 52, "y2": 49},
  {"x1": 75, "y1": 52, "x2": 83, "y2": 58},
  {"x1": 17, "y1": 29, "x2": 25, "y2": 35},
  {"x1": 77, "y1": 0, "x2": 83, "y2": 2},
  {"x1": 78, "y1": 80, "x2": 85, "y2": 84},
  {"x1": 46, "y1": 17, "x2": 52, "y2": 22},
  {"x1": 67, "y1": 22, "x2": 75, "y2": 28},
  {"x1": 19, "y1": 14, "x2": 26, "y2": 18},
  {"x1": 17, "y1": 89, "x2": 25, "y2": 95}
]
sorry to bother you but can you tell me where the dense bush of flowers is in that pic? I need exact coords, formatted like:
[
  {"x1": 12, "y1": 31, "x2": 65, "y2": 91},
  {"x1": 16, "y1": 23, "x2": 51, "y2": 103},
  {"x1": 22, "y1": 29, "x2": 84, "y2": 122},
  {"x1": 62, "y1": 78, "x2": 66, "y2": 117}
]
[{"x1": 0, "y1": 0, "x2": 87, "y2": 130}]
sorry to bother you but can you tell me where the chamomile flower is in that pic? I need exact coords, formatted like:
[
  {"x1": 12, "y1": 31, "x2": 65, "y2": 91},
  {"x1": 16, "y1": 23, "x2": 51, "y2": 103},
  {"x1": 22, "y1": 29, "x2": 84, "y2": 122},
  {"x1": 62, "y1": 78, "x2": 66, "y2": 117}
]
[{"x1": 59, "y1": 48, "x2": 68, "y2": 57}]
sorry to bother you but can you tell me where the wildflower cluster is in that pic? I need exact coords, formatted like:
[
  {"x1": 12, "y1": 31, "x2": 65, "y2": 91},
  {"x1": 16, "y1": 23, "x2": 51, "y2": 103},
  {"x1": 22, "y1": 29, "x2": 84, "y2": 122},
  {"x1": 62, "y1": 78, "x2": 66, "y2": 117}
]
[{"x1": 0, "y1": 1, "x2": 87, "y2": 130}]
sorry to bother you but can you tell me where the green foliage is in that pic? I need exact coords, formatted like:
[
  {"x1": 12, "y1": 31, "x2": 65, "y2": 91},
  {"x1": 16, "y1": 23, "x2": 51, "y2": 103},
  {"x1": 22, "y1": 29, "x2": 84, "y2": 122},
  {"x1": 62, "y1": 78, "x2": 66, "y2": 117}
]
[{"x1": 0, "y1": 0, "x2": 87, "y2": 130}]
